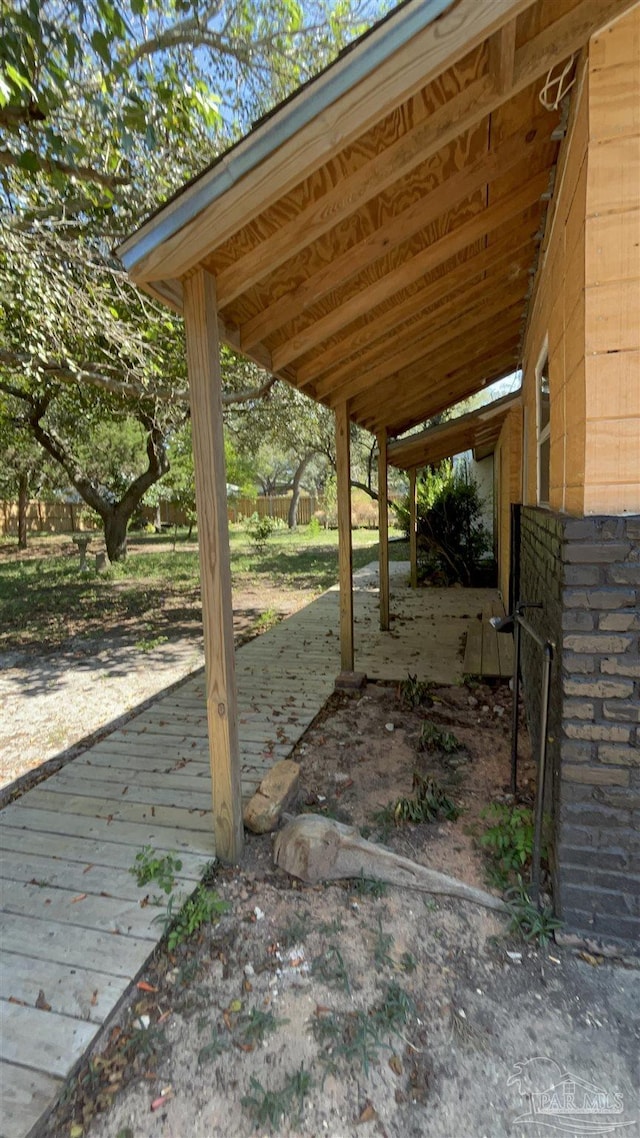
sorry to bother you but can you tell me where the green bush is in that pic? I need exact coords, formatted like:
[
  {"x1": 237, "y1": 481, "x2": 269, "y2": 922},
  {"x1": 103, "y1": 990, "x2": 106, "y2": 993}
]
[
  {"x1": 397, "y1": 462, "x2": 491, "y2": 586},
  {"x1": 246, "y1": 512, "x2": 277, "y2": 552}
]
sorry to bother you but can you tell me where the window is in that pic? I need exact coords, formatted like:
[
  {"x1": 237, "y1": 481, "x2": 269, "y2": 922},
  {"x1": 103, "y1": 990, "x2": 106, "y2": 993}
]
[{"x1": 536, "y1": 343, "x2": 550, "y2": 506}]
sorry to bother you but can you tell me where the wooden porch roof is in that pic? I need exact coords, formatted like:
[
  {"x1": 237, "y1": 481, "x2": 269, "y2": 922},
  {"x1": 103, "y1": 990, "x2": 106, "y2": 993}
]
[
  {"x1": 387, "y1": 390, "x2": 522, "y2": 470},
  {"x1": 119, "y1": 0, "x2": 630, "y2": 438}
]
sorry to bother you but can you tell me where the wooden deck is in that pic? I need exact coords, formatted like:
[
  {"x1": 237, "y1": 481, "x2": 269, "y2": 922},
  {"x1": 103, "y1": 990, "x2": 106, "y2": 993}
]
[
  {"x1": 0, "y1": 565, "x2": 501, "y2": 1137},
  {"x1": 462, "y1": 598, "x2": 514, "y2": 679}
]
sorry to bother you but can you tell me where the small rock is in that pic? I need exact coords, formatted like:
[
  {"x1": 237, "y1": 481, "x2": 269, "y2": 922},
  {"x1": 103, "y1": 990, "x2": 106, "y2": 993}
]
[
  {"x1": 136, "y1": 1014, "x2": 151, "y2": 1029},
  {"x1": 243, "y1": 760, "x2": 300, "y2": 834},
  {"x1": 468, "y1": 696, "x2": 479, "y2": 708},
  {"x1": 494, "y1": 706, "x2": 505, "y2": 717},
  {"x1": 506, "y1": 951, "x2": 522, "y2": 963},
  {"x1": 385, "y1": 722, "x2": 395, "y2": 732},
  {"x1": 244, "y1": 963, "x2": 255, "y2": 977},
  {"x1": 254, "y1": 906, "x2": 265, "y2": 921},
  {"x1": 481, "y1": 705, "x2": 490, "y2": 714}
]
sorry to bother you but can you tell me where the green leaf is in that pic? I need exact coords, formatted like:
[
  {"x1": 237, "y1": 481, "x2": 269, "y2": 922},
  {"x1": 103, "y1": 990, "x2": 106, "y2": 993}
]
[
  {"x1": 17, "y1": 149, "x2": 41, "y2": 173},
  {"x1": 91, "y1": 30, "x2": 112, "y2": 67}
]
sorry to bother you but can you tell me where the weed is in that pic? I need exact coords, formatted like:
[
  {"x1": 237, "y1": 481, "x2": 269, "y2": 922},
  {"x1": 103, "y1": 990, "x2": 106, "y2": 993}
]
[
  {"x1": 351, "y1": 870, "x2": 388, "y2": 898},
  {"x1": 480, "y1": 804, "x2": 534, "y2": 890},
  {"x1": 400, "y1": 951, "x2": 417, "y2": 974},
  {"x1": 505, "y1": 880, "x2": 563, "y2": 945},
  {"x1": 311, "y1": 983, "x2": 414, "y2": 1078},
  {"x1": 130, "y1": 846, "x2": 182, "y2": 895},
  {"x1": 175, "y1": 958, "x2": 202, "y2": 986},
  {"x1": 399, "y1": 673, "x2": 431, "y2": 709},
  {"x1": 135, "y1": 634, "x2": 169, "y2": 652},
  {"x1": 278, "y1": 912, "x2": 309, "y2": 949},
  {"x1": 254, "y1": 607, "x2": 280, "y2": 633},
  {"x1": 317, "y1": 916, "x2": 344, "y2": 936},
  {"x1": 373, "y1": 917, "x2": 395, "y2": 969},
  {"x1": 312, "y1": 944, "x2": 351, "y2": 992},
  {"x1": 197, "y1": 1029, "x2": 229, "y2": 1065},
  {"x1": 241, "y1": 1065, "x2": 312, "y2": 1129},
  {"x1": 238, "y1": 1009, "x2": 288, "y2": 1047},
  {"x1": 123, "y1": 1024, "x2": 166, "y2": 1062},
  {"x1": 392, "y1": 773, "x2": 459, "y2": 825},
  {"x1": 419, "y1": 721, "x2": 461, "y2": 754},
  {"x1": 155, "y1": 885, "x2": 230, "y2": 950}
]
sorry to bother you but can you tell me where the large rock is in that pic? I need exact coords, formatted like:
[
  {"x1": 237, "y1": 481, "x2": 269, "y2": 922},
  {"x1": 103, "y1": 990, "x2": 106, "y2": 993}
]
[{"x1": 244, "y1": 760, "x2": 300, "y2": 834}]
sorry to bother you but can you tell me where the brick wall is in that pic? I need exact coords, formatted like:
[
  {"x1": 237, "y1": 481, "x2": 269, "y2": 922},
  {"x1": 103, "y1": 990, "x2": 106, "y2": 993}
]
[{"x1": 519, "y1": 508, "x2": 639, "y2": 952}]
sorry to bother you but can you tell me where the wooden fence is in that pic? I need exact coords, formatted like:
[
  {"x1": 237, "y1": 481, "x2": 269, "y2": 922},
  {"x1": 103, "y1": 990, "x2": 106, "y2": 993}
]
[{"x1": 0, "y1": 496, "x2": 321, "y2": 537}]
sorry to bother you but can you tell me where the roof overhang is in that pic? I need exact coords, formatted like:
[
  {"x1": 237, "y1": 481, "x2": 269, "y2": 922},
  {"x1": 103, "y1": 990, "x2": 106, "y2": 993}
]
[
  {"x1": 387, "y1": 390, "x2": 522, "y2": 469},
  {"x1": 118, "y1": 0, "x2": 632, "y2": 436}
]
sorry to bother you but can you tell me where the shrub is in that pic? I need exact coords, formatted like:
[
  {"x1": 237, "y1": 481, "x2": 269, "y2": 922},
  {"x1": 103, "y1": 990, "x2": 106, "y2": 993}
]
[
  {"x1": 398, "y1": 462, "x2": 491, "y2": 586},
  {"x1": 246, "y1": 512, "x2": 276, "y2": 552}
]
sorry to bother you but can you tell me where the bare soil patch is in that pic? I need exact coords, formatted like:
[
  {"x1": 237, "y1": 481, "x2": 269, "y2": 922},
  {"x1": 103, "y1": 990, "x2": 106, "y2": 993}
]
[{"x1": 40, "y1": 682, "x2": 639, "y2": 1138}]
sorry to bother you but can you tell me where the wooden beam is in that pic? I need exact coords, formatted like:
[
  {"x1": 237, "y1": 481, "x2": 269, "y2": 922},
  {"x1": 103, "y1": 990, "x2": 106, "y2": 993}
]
[
  {"x1": 326, "y1": 291, "x2": 527, "y2": 408},
  {"x1": 489, "y1": 18, "x2": 517, "y2": 94},
  {"x1": 357, "y1": 346, "x2": 520, "y2": 435},
  {"x1": 377, "y1": 430, "x2": 390, "y2": 632},
  {"x1": 297, "y1": 223, "x2": 539, "y2": 388},
  {"x1": 228, "y1": 118, "x2": 550, "y2": 335},
  {"x1": 351, "y1": 329, "x2": 522, "y2": 425},
  {"x1": 315, "y1": 269, "x2": 529, "y2": 403},
  {"x1": 126, "y1": 0, "x2": 539, "y2": 284},
  {"x1": 224, "y1": 0, "x2": 628, "y2": 331},
  {"x1": 183, "y1": 268, "x2": 244, "y2": 864},
  {"x1": 409, "y1": 467, "x2": 418, "y2": 589},
  {"x1": 335, "y1": 401, "x2": 354, "y2": 672},
  {"x1": 269, "y1": 173, "x2": 546, "y2": 370}
]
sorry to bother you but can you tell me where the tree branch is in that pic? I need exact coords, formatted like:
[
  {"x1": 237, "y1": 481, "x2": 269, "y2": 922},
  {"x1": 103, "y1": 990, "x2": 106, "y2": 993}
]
[{"x1": 0, "y1": 148, "x2": 130, "y2": 188}]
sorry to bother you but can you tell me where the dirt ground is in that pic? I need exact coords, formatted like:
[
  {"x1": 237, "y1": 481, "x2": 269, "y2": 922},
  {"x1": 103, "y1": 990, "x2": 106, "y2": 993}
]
[{"x1": 40, "y1": 681, "x2": 640, "y2": 1138}]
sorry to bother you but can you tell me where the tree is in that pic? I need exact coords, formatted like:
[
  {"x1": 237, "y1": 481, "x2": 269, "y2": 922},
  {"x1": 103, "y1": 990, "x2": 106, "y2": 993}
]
[{"x1": 0, "y1": 1, "x2": 379, "y2": 557}]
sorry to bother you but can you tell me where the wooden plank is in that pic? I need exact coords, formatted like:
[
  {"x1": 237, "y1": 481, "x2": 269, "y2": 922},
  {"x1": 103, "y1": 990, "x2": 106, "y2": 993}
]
[
  {"x1": 481, "y1": 620, "x2": 501, "y2": 677},
  {"x1": 36, "y1": 773, "x2": 212, "y2": 811},
  {"x1": 18, "y1": 788, "x2": 213, "y2": 833},
  {"x1": 353, "y1": 340, "x2": 520, "y2": 434},
  {"x1": 236, "y1": 123, "x2": 549, "y2": 341},
  {"x1": 0, "y1": 1062, "x2": 62, "y2": 1138},
  {"x1": 0, "y1": 806, "x2": 216, "y2": 855},
  {"x1": 409, "y1": 468, "x2": 418, "y2": 589},
  {"x1": 318, "y1": 276, "x2": 530, "y2": 403},
  {"x1": 0, "y1": 1003, "x2": 98, "y2": 1079},
  {"x1": 378, "y1": 430, "x2": 390, "y2": 632},
  {"x1": 0, "y1": 851, "x2": 200, "y2": 899},
  {"x1": 489, "y1": 17, "x2": 517, "y2": 93},
  {"x1": 1, "y1": 880, "x2": 158, "y2": 941},
  {"x1": 184, "y1": 268, "x2": 243, "y2": 864},
  {"x1": 126, "y1": 0, "x2": 539, "y2": 283},
  {"x1": 274, "y1": 174, "x2": 545, "y2": 369},
  {"x1": 335, "y1": 401, "x2": 354, "y2": 672},
  {"x1": 0, "y1": 826, "x2": 208, "y2": 876},
  {"x1": 1, "y1": 951, "x2": 127, "y2": 1023},
  {"x1": 298, "y1": 228, "x2": 537, "y2": 387},
  {"x1": 0, "y1": 912, "x2": 151, "y2": 977},
  {"x1": 463, "y1": 620, "x2": 483, "y2": 675}
]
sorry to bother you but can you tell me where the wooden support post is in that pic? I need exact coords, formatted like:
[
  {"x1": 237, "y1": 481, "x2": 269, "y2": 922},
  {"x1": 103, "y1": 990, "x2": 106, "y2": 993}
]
[
  {"x1": 377, "y1": 430, "x2": 390, "y2": 631},
  {"x1": 183, "y1": 268, "x2": 244, "y2": 864},
  {"x1": 335, "y1": 401, "x2": 354, "y2": 672},
  {"x1": 409, "y1": 467, "x2": 418, "y2": 589}
]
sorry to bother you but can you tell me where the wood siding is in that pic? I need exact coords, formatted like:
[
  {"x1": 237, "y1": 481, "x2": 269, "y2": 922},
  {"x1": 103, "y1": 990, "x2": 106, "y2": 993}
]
[{"x1": 521, "y1": 6, "x2": 640, "y2": 516}]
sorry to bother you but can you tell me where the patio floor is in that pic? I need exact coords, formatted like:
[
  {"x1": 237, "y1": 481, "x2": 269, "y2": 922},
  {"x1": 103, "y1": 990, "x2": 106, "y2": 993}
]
[{"x1": 0, "y1": 564, "x2": 502, "y2": 1138}]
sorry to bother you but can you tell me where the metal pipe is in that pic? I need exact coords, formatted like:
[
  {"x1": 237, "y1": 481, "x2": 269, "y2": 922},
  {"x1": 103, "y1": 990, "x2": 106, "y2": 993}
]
[
  {"x1": 531, "y1": 642, "x2": 554, "y2": 906},
  {"x1": 510, "y1": 618, "x2": 521, "y2": 795}
]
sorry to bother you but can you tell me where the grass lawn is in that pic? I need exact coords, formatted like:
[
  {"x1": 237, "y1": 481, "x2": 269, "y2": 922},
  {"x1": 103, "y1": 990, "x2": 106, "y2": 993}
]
[{"x1": 0, "y1": 525, "x2": 408, "y2": 653}]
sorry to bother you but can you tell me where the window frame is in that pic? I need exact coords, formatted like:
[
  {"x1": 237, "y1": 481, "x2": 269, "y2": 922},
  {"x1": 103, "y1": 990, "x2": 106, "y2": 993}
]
[{"x1": 536, "y1": 339, "x2": 551, "y2": 507}]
